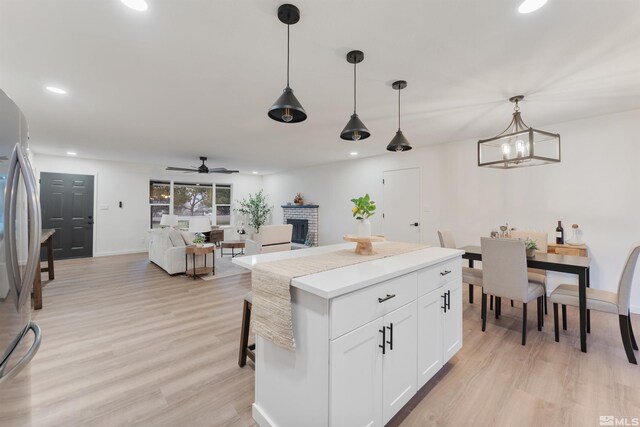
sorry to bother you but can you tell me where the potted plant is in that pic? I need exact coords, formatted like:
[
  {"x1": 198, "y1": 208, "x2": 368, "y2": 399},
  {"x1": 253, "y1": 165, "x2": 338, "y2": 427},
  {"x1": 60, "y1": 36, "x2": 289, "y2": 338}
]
[
  {"x1": 235, "y1": 190, "x2": 273, "y2": 238},
  {"x1": 351, "y1": 194, "x2": 376, "y2": 236},
  {"x1": 237, "y1": 222, "x2": 247, "y2": 241},
  {"x1": 525, "y1": 238, "x2": 538, "y2": 258},
  {"x1": 192, "y1": 232, "x2": 206, "y2": 248}
]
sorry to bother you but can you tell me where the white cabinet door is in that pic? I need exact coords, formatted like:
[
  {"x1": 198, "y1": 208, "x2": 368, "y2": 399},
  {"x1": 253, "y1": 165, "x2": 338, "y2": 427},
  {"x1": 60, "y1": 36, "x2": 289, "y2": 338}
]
[
  {"x1": 417, "y1": 288, "x2": 443, "y2": 389},
  {"x1": 443, "y1": 280, "x2": 463, "y2": 362},
  {"x1": 330, "y1": 317, "x2": 384, "y2": 427},
  {"x1": 382, "y1": 301, "x2": 418, "y2": 425}
]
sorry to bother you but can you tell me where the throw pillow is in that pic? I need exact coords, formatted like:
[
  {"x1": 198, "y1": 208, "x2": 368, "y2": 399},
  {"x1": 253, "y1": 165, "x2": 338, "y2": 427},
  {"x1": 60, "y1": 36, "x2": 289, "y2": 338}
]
[
  {"x1": 168, "y1": 228, "x2": 185, "y2": 247},
  {"x1": 179, "y1": 230, "x2": 196, "y2": 245}
]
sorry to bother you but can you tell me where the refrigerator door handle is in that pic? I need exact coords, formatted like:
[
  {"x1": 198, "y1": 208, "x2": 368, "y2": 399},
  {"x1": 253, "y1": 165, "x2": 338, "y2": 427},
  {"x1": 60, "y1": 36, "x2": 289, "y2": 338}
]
[
  {"x1": 0, "y1": 322, "x2": 42, "y2": 385},
  {"x1": 15, "y1": 144, "x2": 42, "y2": 309},
  {"x1": 4, "y1": 144, "x2": 23, "y2": 310}
]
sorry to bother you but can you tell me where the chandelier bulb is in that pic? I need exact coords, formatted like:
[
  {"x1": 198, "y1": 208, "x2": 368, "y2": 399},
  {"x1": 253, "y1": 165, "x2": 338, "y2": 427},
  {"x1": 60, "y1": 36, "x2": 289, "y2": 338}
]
[{"x1": 352, "y1": 131, "x2": 361, "y2": 141}]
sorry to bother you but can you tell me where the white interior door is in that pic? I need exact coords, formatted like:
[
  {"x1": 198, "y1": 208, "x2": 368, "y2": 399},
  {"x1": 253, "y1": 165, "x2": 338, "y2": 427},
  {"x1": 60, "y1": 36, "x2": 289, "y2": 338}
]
[{"x1": 383, "y1": 168, "x2": 421, "y2": 243}]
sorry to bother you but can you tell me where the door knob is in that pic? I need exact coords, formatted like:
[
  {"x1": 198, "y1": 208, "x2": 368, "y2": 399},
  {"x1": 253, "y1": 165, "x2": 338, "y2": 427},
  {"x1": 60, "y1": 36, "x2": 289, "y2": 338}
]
[{"x1": 409, "y1": 222, "x2": 419, "y2": 227}]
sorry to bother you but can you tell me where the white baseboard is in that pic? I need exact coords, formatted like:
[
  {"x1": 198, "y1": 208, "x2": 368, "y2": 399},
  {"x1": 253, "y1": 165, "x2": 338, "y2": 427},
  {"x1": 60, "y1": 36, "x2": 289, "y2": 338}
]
[
  {"x1": 252, "y1": 403, "x2": 275, "y2": 427},
  {"x1": 631, "y1": 305, "x2": 640, "y2": 315},
  {"x1": 93, "y1": 248, "x2": 147, "y2": 257}
]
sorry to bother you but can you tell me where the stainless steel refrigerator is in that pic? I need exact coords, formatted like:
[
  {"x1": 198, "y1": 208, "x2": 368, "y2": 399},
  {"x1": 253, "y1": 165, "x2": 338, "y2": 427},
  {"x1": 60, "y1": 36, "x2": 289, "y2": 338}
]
[{"x1": 0, "y1": 88, "x2": 42, "y2": 385}]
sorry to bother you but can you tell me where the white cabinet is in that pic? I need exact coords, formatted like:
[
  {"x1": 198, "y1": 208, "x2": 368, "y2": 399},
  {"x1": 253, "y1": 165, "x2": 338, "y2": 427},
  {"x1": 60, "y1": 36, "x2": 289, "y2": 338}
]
[
  {"x1": 382, "y1": 301, "x2": 417, "y2": 424},
  {"x1": 330, "y1": 301, "x2": 418, "y2": 427},
  {"x1": 416, "y1": 279, "x2": 463, "y2": 389},
  {"x1": 246, "y1": 248, "x2": 464, "y2": 427},
  {"x1": 417, "y1": 289, "x2": 443, "y2": 388},
  {"x1": 443, "y1": 280, "x2": 463, "y2": 362},
  {"x1": 330, "y1": 318, "x2": 383, "y2": 427}
]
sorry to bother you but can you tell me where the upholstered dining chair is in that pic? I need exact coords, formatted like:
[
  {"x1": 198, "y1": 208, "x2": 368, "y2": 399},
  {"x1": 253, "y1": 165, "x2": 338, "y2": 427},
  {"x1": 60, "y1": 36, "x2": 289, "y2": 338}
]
[
  {"x1": 510, "y1": 230, "x2": 549, "y2": 314},
  {"x1": 438, "y1": 230, "x2": 483, "y2": 304},
  {"x1": 480, "y1": 237, "x2": 545, "y2": 345},
  {"x1": 550, "y1": 243, "x2": 640, "y2": 364}
]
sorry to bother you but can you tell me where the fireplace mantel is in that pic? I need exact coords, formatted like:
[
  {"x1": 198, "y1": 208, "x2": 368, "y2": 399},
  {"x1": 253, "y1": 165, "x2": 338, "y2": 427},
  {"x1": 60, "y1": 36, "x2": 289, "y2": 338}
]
[{"x1": 280, "y1": 204, "x2": 319, "y2": 209}]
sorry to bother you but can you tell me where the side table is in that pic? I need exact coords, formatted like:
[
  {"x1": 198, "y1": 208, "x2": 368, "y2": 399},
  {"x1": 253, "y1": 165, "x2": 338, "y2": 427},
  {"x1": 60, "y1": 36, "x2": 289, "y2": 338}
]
[
  {"x1": 220, "y1": 240, "x2": 245, "y2": 257},
  {"x1": 185, "y1": 244, "x2": 215, "y2": 280}
]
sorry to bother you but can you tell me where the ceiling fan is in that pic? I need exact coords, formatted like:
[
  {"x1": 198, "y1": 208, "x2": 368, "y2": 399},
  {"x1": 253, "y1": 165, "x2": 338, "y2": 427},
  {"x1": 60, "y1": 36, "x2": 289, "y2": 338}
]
[{"x1": 166, "y1": 157, "x2": 239, "y2": 174}]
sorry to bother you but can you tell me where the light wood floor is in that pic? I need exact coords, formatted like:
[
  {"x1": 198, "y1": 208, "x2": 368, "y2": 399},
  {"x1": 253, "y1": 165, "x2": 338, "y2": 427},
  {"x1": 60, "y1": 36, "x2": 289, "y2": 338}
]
[{"x1": 0, "y1": 253, "x2": 639, "y2": 426}]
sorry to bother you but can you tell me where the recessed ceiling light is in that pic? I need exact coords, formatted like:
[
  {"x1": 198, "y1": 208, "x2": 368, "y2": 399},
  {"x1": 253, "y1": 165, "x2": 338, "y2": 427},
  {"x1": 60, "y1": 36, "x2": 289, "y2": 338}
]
[
  {"x1": 46, "y1": 86, "x2": 67, "y2": 95},
  {"x1": 518, "y1": 0, "x2": 548, "y2": 14},
  {"x1": 350, "y1": 152, "x2": 359, "y2": 156},
  {"x1": 66, "y1": 151, "x2": 77, "y2": 156},
  {"x1": 252, "y1": 171, "x2": 259, "y2": 174},
  {"x1": 120, "y1": 0, "x2": 148, "y2": 11}
]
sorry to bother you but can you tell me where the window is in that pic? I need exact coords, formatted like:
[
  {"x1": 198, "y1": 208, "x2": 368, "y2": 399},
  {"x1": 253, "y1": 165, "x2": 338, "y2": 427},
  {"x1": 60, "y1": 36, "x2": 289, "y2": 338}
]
[
  {"x1": 173, "y1": 182, "x2": 213, "y2": 217},
  {"x1": 215, "y1": 184, "x2": 231, "y2": 226},
  {"x1": 149, "y1": 180, "x2": 232, "y2": 228},
  {"x1": 149, "y1": 181, "x2": 170, "y2": 228}
]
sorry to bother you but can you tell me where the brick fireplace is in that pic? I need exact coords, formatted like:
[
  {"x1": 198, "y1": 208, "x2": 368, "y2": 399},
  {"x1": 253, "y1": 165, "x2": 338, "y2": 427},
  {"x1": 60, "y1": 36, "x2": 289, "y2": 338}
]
[{"x1": 281, "y1": 204, "x2": 319, "y2": 247}]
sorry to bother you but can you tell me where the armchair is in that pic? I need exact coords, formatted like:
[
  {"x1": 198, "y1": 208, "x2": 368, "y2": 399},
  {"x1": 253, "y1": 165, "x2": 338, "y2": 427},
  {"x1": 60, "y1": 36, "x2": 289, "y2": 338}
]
[{"x1": 245, "y1": 224, "x2": 293, "y2": 255}]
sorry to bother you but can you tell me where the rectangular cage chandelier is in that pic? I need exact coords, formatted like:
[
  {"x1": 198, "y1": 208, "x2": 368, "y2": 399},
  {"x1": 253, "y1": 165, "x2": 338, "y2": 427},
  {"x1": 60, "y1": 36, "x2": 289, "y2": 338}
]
[{"x1": 478, "y1": 95, "x2": 561, "y2": 169}]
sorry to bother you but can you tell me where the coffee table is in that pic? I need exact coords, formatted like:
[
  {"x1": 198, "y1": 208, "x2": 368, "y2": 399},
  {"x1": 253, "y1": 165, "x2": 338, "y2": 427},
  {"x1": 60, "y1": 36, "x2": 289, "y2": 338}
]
[
  {"x1": 220, "y1": 240, "x2": 245, "y2": 257},
  {"x1": 185, "y1": 244, "x2": 215, "y2": 280}
]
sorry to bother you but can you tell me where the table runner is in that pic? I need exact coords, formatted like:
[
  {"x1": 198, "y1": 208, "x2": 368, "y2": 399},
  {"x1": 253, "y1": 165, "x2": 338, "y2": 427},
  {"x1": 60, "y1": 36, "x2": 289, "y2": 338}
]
[{"x1": 251, "y1": 241, "x2": 428, "y2": 351}]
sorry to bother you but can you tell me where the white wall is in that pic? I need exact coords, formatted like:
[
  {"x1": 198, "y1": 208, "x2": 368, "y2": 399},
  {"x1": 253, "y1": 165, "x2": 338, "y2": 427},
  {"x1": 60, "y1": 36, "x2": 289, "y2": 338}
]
[
  {"x1": 264, "y1": 108, "x2": 640, "y2": 312},
  {"x1": 33, "y1": 154, "x2": 264, "y2": 257}
]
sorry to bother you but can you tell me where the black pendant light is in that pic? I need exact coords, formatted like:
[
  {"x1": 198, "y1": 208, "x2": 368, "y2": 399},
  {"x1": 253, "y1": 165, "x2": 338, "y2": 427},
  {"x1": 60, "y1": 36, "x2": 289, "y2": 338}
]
[
  {"x1": 268, "y1": 4, "x2": 307, "y2": 123},
  {"x1": 340, "y1": 50, "x2": 370, "y2": 141},
  {"x1": 386, "y1": 80, "x2": 412, "y2": 152}
]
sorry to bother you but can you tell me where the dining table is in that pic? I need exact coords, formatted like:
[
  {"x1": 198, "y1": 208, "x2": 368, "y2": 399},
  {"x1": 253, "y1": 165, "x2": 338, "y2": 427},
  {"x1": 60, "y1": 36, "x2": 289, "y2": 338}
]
[{"x1": 460, "y1": 245, "x2": 591, "y2": 353}]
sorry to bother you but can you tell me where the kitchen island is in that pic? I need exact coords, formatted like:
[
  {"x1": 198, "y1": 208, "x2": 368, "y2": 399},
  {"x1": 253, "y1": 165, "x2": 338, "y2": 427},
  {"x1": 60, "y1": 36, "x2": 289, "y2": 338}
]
[{"x1": 234, "y1": 243, "x2": 464, "y2": 427}]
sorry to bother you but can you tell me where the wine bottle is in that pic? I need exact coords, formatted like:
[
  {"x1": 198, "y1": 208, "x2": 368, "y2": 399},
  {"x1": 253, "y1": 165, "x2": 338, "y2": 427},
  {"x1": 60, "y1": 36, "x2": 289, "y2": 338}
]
[{"x1": 556, "y1": 221, "x2": 564, "y2": 244}]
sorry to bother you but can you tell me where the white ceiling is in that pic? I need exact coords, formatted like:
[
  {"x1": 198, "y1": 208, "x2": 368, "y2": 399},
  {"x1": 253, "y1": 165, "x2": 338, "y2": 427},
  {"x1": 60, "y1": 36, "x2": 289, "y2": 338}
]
[{"x1": 1, "y1": 0, "x2": 639, "y2": 174}]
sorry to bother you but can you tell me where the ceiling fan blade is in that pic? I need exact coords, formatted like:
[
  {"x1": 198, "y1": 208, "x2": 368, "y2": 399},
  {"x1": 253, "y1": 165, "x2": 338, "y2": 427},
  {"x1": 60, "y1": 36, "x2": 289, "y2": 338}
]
[
  {"x1": 166, "y1": 167, "x2": 197, "y2": 172},
  {"x1": 208, "y1": 168, "x2": 239, "y2": 174}
]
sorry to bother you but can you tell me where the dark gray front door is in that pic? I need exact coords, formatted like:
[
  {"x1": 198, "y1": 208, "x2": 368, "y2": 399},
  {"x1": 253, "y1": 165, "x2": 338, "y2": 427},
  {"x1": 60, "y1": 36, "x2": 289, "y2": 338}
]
[{"x1": 40, "y1": 172, "x2": 94, "y2": 259}]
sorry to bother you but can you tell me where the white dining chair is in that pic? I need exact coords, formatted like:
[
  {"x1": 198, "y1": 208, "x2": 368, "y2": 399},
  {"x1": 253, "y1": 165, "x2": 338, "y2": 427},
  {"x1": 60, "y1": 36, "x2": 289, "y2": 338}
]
[
  {"x1": 550, "y1": 243, "x2": 640, "y2": 364},
  {"x1": 510, "y1": 230, "x2": 549, "y2": 314},
  {"x1": 438, "y1": 230, "x2": 483, "y2": 304},
  {"x1": 480, "y1": 237, "x2": 545, "y2": 345}
]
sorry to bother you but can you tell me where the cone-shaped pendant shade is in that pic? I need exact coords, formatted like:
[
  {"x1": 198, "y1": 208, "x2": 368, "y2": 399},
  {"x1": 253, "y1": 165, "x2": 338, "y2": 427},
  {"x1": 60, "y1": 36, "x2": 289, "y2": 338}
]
[
  {"x1": 268, "y1": 86, "x2": 307, "y2": 123},
  {"x1": 386, "y1": 130, "x2": 412, "y2": 152},
  {"x1": 387, "y1": 80, "x2": 412, "y2": 152},
  {"x1": 340, "y1": 113, "x2": 370, "y2": 141}
]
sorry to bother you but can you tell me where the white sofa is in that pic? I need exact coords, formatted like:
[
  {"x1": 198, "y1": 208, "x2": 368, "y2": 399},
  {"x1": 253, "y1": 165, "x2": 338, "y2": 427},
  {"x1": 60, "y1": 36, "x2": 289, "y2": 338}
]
[
  {"x1": 148, "y1": 228, "x2": 214, "y2": 275},
  {"x1": 245, "y1": 224, "x2": 293, "y2": 256}
]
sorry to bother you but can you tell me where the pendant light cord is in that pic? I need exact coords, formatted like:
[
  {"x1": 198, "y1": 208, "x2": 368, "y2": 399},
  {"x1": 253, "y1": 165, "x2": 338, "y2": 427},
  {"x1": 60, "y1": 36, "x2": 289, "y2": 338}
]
[
  {"x1": 353, "y1": 62, "x2": 357, "y2": 114},
  {"x1": 397, "y1": 87, "x2": 401, "y2": 131},
  {"x1": 286, "y1": 24, "x2": 290, "y2": 87}
]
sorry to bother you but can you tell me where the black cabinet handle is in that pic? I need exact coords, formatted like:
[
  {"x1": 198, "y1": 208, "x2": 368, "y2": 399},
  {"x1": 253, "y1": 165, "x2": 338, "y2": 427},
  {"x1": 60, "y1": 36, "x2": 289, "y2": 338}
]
[
  {"x1": 446, "y1": 290, "x2": 451, "y2": 310},
  {"x1": 386, "y1": 323, "x2": 393, "y2": 351},
  {"x1": 378, "y1": 294, "x2": 396, "y2": 303},
  {"x1": 440, "y1": 270, "x2": 451, "y2": 276},
  {"x1": 87, "y1": 221, "x2": 94, "y2": 225},
  {"x1": 379, "y1": 327, "x2": 386, "y2": 355},
  {"x1": 409, "y1": 222, "x2": 419, "y2": 226},
  {"x1": 441, "y1": 293, "x2": 447, "y2": 312}
]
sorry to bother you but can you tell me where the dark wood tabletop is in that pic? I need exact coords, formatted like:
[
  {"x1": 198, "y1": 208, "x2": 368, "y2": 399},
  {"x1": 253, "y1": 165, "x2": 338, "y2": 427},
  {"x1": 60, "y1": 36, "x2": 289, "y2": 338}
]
[{"x1": 459, "y1": 244, "x2": 591, "y2": 353}]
